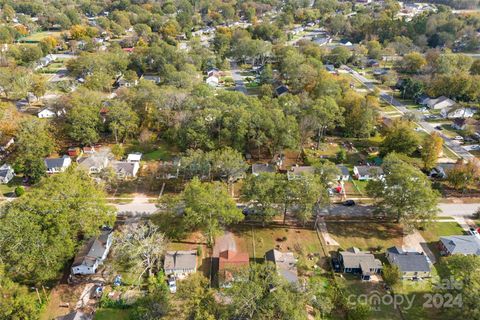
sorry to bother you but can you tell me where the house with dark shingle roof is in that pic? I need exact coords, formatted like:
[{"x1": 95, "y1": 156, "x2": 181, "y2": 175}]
[
  {"x1": 339, "y1": 247, "x2": 382, "y2": 280},
  {"x1": 353, "y1": 165, "x2": 384, "y2": 181},
  {"x1": 287, "y1": 165, "x2": 315, "y2": 180},
  {"x1": 439, "y1": 235, "x2": 480, "y2": 256},
  {"x1": 386, "y1": 247, "x2": 431, "y2": 280}
]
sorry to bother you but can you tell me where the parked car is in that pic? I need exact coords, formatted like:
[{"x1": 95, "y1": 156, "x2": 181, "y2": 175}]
[
  {"x1": 468, "y1": 227, "x2": 479, "y2": 237},
  {"x1": 343, "y1": 200, "x2": 356, "y2": 206},
  {"x1": 435, "y1": 126, "x2": 443, "y2": 131}
]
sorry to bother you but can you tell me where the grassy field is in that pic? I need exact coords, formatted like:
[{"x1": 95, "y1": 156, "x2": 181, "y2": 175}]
[
  {"x1": 419, "y1": 222, "x2": 465, "y2": 243},
  {"x1": 142, "y1": 145, "x2": 174, "y2": 161},
  {"x1": 232, "y1": 225, "x2": 323, "y2": 261},
  {"x1": 337, "y1": 274, "x2": 402, "y2": 320},
  {"x1": 20, "y1": 31, "x2": 63, "y2": 42},
  {"x1": 94, "y1": 308, "x2": 134, "y2": 320},
  {"x1": 326, "y1": 222, "x2": 404, "y2": 251}
]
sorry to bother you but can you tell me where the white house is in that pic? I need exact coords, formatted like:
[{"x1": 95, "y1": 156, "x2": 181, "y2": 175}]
[
  {"x1": 0, "y1": 164, "x2": 14, "y2": 184},
  {"x1": 206, "y1": 75, "x2": 219, "y2": 87},
  {"x1": 45, "y1": 156, "x2": 72, "y2": 174},
  {"x1": 71, "y1": 230, "x2": 113, "y2": 275},
  {"x1": 336, "y1": 165, "x2": 351, "y2": 181},
  {"x1": 127, "y1": 153, "x2": 142, "y2": 162},
  {"x1": 353, "y1": 165, "x2": 384, "y2": 181},
  {"x1": 37, "y1": 108, "x2": 56, "y2": 119},
  {"x1": 441, "y1": 107, "x2": 476, "y2": 119},
  {"x1": 423, "y1": 96, "x2": 456, "y2": 110}
]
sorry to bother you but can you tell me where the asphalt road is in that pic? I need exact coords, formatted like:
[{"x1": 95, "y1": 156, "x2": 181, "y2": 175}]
[
  {"x1": 229, "y1": 60, "x2": 248, "y2": 94},
  {"x1": 343, "y1": 66, "x2": 475, "y2": 159}
]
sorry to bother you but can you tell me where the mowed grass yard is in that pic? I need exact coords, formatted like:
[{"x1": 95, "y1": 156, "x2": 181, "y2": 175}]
[
  {"x1": 231, "y1": 225, "x2": 324, "y2": 261},
  {"x1": 326, "y1": 222, "x2": 404, "y2": 251},
  {"x1": 94, "y1": 308, "x2": 134, "y2": 320},
  {"x1": 20, "y1": 31, "x2": 63, "y2": 42}
]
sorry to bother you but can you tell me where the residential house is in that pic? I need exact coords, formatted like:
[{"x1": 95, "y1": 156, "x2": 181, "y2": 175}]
[
  {"x1": 37, "y1": 108, "x2": 57, "y2": 119},
  {"x1": 77, "y1": 154, "x2": 109, "y2": 174},
  {"x1": 218, "y1": 249, "x2": 249, "y2": 287},
  {"x1": 45, "y1": 156, "x2": 72, "y2": 174},
  {"x1": 164, "y1": 250, "x2": 197, "y2": 279},
  {"x1": 338, "y1": 247, "x2": 382, "y2": 280},
  {"x1": 336, "y1": 165, "x2": 350, "y2": 181},
  {"x1": 452, "y1": 118, "x2": 479, "y2": 130},
  {"x1": 429, "y1": 163, "x2": 456, "y2": 179},
  {"x1": 325, "y1": 64, "x2": 336, "y2": 73},
  {"x1": 35, "y1": 54, "x2": 56, "y2": 70},
  {"x1": 142, "y1": 74, "x2": 161, "y2": 84},
  {"x1": 366, "y1": 59, "x2": 380, "y2": 67},
  {"x1": 56, "y1": 311, "x2": 92, "y2": 320},
  {"x1": 114, "y1": 75, "x2": 138, "y2": 88},
  {"x1": 206, "y1": 75, "x2": 219, "y2": 87},
  {"x1": 287, "y1": 165, "x2": 315, "y2": 181},
  {"x1": 127, "y1": 153, "x2": 142, "y2": 162},
  {"x1": 252, "y1": 163, "x2": 276, "y2": 176},
  {"x1": 438, "y1": 235, "x2": 480, "y2": 256},
  {"x1": 339, "y1": 39, "x2": 353, "y2": 46},
  {"x1": 206, "y1": 67, "x2": 220, "y2": 77},
  {"x1": 71, "y1": 230, "x2": 113, "y2": 275},
  {"x1": 353, "y1": 165, "x2": 384, "y2": 181},
  {"x1": 386, "y1": 247, "x2": 431, "y2": 280},
  {"x1": 441, "y1": 107, "x2": 476, "y2": 119},
  {"x1": 422, "y1": 96, "x2": 456, "y2": 110},
  {"x1": 275, "y1": 85, "x2": 289, "y2": 97},
  {"x1": 111, "y1": 161, "x2": 140, "y2": 179},
  {"x1": 373, "y1": 68, "x2": 388, "y2": 76},
  {"x1": 265, "y1": 249, "x2": 298, "y2": 285},
  {"x1": 0, "y1": 164, "x2": 14, "y2": 184}
]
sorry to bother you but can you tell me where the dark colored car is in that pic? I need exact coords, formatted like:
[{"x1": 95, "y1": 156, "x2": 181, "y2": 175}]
[
  {"x1": 343, "y1": 200, "x2": 356, "y2": 206},
  {"x1": 435, "y1": 126, "x2": 443, "y2": 131}
]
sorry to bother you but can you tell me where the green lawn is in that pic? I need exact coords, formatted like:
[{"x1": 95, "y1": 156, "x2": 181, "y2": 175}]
[
  {"x1": 419, "y1": 222, "x2": 465, "y2": 243},
  {"x1": 20, "y1": 31, "x2": 63, "y2": 42},
  {"x1": 232, "y1": 225, "x2": 323, "y2": 261},
  {"x1": 351, "y1": 180, "x2": 368, "y2": 195},
  {"x1": 338, "y1": 274, "x2": 402, "y2": 320},
  {"x1": 94, "y1": 308, "x2": 134, "y2": 320},
  {"x1": 326, "y1": 222, "x2": 404, "y2": 252},
  {"x1": 142, "y1": 144, "x2": 174, "y2": 161}
]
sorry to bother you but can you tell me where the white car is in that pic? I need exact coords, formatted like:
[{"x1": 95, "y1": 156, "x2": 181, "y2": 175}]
[
  {"x1": 468, "y1": 228, "x2": 479, "y2": 238},
  {"x1": 168, "y1": 277, "x2": 177, "y2": 294},
  {"x1": 454, "y1": 136, "x2": 464, "y2": 140}
]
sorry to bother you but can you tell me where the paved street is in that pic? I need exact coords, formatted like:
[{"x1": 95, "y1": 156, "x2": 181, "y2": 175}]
[
  {"x1": 343, "y1": 66, "x2": 475, "y2": 159},
  {"x1": 438, "y1": 203, "x2": 479, "y2": 217},
  {"x1": 229, "y1": 59, "x2": 248, "y2": 94}
]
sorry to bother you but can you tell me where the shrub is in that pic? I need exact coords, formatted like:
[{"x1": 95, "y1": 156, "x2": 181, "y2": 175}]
[{"x1": 14, "y1": 186, "x2": 25, "y2": 197}]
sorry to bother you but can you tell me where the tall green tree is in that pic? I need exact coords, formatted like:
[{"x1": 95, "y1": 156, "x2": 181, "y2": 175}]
[
  {"x1": 14, "y1": 118, "x2": 55, "y2": 183},
  {"x1": 241, "y1": 173, "x2": 280, "y2": 225},
  {"x1": 107, "y1": 100, "x2": 140, "y2": 143},
  {"x1": 381, "y1": 120, "x2": 420, "y2": 156},
  {"x1": 0, "y1": 169, "x2": 115, "y2": 284},
  {"x1": 162, "y1": 178, "x2": 243, "y2": 246},
  {"x1": 421, "y1": 133, "x2": 443, "y2": 170},
  {"x1": 367, "y1": 153, "x2": 439, "y2": 230}
]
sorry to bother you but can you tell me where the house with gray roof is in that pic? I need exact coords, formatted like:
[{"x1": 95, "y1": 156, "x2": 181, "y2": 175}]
[
  {"x1": 71, "y1": 230, "x2": 113, "y2": 275},
  {"x1": 287, "y1": 165, "x2": 315, "y2": 180},
  {"x1": 111, "y1": 161, "x2": 140, "y2": 179},
  {"x1": 0, "y1": 164, "x2": 14, "y2": 184},
  {"x1": 439, "y1": 235, "x2": 480, "y2": 256},
  {"x1": 429, "y1": 163, "x2": 456, "y2": 179},
  {"x1": 336, "y1": 165, "x2": 350, "y2": 181},
  {"x1": 386, "y1": 247, "x2": 431, "y2": 280},
  {"x1": 265, "y1": 249, "x2": 298, "y2": 285},
  {"x1": 252, "y1": 163, "x2": 276, "y2": 176},
  {"x1": 339, "y1": 247, "x2": 382, "y2": 281},
  {"x1": 164, "y1": 250, "x2": 197, "y2": 279},
  {"x1": 45, "y1": 155, "x2": 72, "y2": 174},
  {"x1": 353, "y1": 165, "x2": 384, "y2": 181},
  {"x1": 77, "y1": 154, "x2": 109, "y2": 174}
]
